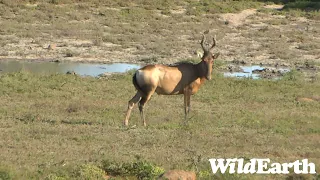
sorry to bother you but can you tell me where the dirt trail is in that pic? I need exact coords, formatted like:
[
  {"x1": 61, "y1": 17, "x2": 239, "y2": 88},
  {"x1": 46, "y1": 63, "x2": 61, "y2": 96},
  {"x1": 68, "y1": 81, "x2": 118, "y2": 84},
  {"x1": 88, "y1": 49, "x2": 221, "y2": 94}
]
[
  {"x1": 219, "y1": 5, "x2": 284, "y2": 27},
  {"x1": 263, "y1": 4, "x2": 284, "y2": 10},
  {"x1": 217, "y1": 3, "x2": 319, "y2": 71},
  {"x1": 219, "y1": 9, "x2": 257, "y2": 27}
]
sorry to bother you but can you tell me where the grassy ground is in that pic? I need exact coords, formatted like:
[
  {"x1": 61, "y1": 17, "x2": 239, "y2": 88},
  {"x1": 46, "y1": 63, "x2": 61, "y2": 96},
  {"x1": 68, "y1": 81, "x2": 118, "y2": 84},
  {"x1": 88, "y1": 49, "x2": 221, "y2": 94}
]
[{"x1": 0, "y1": 70, "x2": 319, "y2": 179}]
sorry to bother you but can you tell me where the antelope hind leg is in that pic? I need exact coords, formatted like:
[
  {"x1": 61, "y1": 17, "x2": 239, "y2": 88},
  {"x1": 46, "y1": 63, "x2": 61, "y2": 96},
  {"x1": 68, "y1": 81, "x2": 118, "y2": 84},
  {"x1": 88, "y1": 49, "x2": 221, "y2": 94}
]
[
  {"x1": 124, "y1": 92, "x2": 142, "y2": 126},
  {"x1": 138, "y1": 92, "x2": 153, "y2": 127}
]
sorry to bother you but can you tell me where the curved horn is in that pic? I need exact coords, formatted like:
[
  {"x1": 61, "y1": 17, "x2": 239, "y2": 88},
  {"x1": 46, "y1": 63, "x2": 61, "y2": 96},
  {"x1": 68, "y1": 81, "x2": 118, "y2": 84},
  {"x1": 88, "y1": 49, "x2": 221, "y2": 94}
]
[
  {"x1": 209, "y1": 35, "x2": 216, "y2": 51},
  {"x1": 200, "y1": 34, "x2": 206, "y2": 51}
]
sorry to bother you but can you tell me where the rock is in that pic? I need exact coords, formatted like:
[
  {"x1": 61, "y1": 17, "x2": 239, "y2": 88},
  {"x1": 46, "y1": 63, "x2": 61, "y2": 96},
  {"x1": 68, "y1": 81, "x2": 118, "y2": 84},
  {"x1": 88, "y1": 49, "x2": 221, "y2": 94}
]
[
  {"x1": 311, "y1": 96, "x2": 320, "y2": 102},
  {"x1": 98, "y1": 72, "x2": 115, "y2": 77},
  {"x1": 296, "y1": 97, "x2": 315, "y2": 102},
  {"x1": 226, "y1": 65, "x2": 242, "y2": 72},
  {"x1": 252, "y1": 69, "x2": 265, "y2": 73},
  {"x1": 158, "y1": 170, "x2": 196, "y2": 180},
  {"x1": 280, "y1": 63, "x2": 290, "y2": 67},
  {"x1": 51, "y1": 59, "x2": 60, "y2": 63},
  {"x1": 66, "y1": 71, "x2": 77, "y2": 75},
  {"x1": 296, "y1": 96, "x2": 320, "y2": 102},
  {"x1": 48, "y1": 44, "x2": 57, "y2": 50},
  {"x1": 232, "y1": 59, "x2": 247, "y2": 65}
]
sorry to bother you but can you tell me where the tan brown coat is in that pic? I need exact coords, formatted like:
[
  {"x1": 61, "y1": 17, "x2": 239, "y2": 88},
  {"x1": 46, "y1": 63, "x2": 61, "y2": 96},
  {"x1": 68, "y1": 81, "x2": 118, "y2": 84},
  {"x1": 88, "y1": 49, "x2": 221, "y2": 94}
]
[{"x1": 124, "y1": 35, "x2": 220, "y2": 126}]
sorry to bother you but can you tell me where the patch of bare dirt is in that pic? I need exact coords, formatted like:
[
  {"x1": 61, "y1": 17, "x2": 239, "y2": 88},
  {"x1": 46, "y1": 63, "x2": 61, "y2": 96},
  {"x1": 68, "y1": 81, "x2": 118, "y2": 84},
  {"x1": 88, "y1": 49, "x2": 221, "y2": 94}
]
[
  {"x1": 219, "y1": 9, "x2": 257, "y2": 27},
  {"x1": 296, "y1": 96, "x2": 320, "y2": 102},
  {"x1": 159, "y1": 170, "x2": 196, "y2": 180},
  {"x1": 263, "y1": 4, "x2": 284, "y2": 10},
  {"x1": 0, "y1": 3, "x2": 319, "y2": 76},
  {"x1": 171, "y1": 6, "x2": 187, "y2": 14},
  {"x1": 217, "y1": 6, "x2": 320, "y2": 69}
]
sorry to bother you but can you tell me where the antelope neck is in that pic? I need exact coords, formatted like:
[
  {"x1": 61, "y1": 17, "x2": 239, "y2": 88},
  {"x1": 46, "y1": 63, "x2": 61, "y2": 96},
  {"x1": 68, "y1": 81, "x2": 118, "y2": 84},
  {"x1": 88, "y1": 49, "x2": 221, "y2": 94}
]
[{"x1": 195, "y1": 60, "x2": 207, "y2": 78}]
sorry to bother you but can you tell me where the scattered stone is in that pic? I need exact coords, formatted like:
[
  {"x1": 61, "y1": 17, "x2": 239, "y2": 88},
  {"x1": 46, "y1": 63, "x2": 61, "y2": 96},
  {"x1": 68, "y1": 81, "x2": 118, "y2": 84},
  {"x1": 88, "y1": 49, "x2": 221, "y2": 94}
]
[
  {"x1": 263, "y1": 4, "x2": 284, "y2": 10},
  {"x1": 311, "y1": 96, "x2": 320, "y2": 101},
  {"x1": 227, "y1": 64, "x2": 242, "y2": 72},
  {"x1": 305, "y1": 61, "x2": 310, "y2": 68},
  {"x1": 296, "y1": 97, "x2": 315, "y2": 102},
  {"x1": 97, "y1": 72, "x2": 118, "y2": 79},
  {"x1": 280, "y1": 63, "x2": 290, "y2": 67},
  {"x1": 66, "y1": 71, "x2": 77, "y2": 75},
  {"x1": 98, "y1": 72, "x2": 113, "y2": 77},
  {"x1": 252, "y1": 68, "x2": 265, "y2": 73},
  {"x1": 51, "y1": 59, "x2": 60, "y2": 63},
  {"x1": 296, "y1": 96, "x2": 320, "y2": 102},
  {"x1": 258, "y1": 67, "x2": 288, "y2": 79},
  {"x1": 232, "y1": 59, "x2": 247, "y2": 65},
  {"x1": 158, "y1": 170, "x2": 196, "y2": 180},
  {"x1": 48, "y1": 44, "x2": 57, "y2": 50},
  {"x1": 295, "y1": 65, "x2": 317, "y2": 71}
]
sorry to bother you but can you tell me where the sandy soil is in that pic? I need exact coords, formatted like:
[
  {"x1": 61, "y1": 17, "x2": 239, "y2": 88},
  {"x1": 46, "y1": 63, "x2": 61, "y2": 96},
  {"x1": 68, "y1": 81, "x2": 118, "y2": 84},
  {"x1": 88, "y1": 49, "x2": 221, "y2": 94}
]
[
  {"x1": 219, "y1": 9, "x2": 257, "y2": 27},
  {"x1": 0, "y1": 4, "x2": 319, "y2": 73}
]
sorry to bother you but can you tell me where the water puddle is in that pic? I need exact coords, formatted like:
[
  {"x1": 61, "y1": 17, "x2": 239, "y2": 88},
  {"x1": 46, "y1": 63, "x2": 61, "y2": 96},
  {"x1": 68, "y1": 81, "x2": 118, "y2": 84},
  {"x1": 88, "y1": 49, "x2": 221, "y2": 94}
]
[
  {"x1": 0, "y1": 60, "x2": 291, "y2": 80},
  {"x1": 223, "y1": 65, "x2": 290, "y2": 79},
  {"x1": 0, "y1": 60, "x2": 141, "y2": 77},
  {"x1": 224, "y1": 72, "x2": 261, "y2": 79}
]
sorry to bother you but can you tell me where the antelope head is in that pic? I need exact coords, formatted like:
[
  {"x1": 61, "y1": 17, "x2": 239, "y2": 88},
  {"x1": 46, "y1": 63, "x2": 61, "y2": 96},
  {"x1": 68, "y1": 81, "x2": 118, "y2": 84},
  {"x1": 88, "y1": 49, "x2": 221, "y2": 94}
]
[{"x1": 200, "y1": 34, "x2": 220, "y2": 80}]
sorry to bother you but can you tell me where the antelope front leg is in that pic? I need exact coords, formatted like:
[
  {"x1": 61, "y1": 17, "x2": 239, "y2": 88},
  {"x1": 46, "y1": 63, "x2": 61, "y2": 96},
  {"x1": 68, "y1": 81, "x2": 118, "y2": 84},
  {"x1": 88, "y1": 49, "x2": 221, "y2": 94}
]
[
  {"x1": 183, "y1": 89, "x2": 191, "y2": 122},
  {"x1": 184, "y1": 92, "x2": 188, "y2": 122},
  {"x1": 187, "y1": 93, "x2": 191, "y2": 115}
]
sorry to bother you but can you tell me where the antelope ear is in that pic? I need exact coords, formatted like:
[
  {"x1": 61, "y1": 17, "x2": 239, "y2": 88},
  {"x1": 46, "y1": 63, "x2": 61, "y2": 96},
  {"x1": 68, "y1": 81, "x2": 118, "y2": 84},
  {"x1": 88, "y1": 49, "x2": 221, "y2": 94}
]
[{"x1": 213, "y1": 53, "x2": 220, "y2": 59}]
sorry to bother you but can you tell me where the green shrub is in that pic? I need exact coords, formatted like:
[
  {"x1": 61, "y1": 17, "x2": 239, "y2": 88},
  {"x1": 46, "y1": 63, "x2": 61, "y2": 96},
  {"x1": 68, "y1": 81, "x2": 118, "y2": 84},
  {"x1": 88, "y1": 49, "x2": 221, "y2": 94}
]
[
  {"x1": 282, "y1": 69, "x2": 303, "y2": 81},
  {"x1": 102, "y1": 159, "x2": 164, "y2": 179},
  {"x1": 0, "y1": 167, "x2": 13, "y2": 180},
  {"x1": 73, "y1": 164, "x2": 106, "y2": 180},
  {"x1": 45, "y1": 174, "x2": 67, "y2": 180}
]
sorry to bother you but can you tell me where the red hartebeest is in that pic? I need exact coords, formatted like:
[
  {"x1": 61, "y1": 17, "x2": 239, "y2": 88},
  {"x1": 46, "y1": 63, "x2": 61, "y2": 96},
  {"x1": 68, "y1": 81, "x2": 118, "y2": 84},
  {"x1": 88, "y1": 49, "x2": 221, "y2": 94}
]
[{"x1": 124, "y1": 35, "x2": 220, "y2": 126}]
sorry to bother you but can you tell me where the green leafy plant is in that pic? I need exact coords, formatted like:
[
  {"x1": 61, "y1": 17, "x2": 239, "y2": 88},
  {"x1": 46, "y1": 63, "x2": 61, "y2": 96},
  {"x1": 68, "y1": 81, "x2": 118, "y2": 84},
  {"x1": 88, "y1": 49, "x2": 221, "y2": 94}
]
[
  {"x1": 102, "y1": 159, "x2": 164, "y2": 179},
  {"x1": 72, "y1": 164, "x2": 106, "y2": 180}
]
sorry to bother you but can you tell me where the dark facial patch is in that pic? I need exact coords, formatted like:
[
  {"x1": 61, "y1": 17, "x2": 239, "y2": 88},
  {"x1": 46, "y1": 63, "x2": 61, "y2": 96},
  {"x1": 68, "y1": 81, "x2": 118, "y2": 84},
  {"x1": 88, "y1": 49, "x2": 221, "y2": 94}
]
[{"x1": 202, "y1": 50, "x2": 214, "y2": 62}]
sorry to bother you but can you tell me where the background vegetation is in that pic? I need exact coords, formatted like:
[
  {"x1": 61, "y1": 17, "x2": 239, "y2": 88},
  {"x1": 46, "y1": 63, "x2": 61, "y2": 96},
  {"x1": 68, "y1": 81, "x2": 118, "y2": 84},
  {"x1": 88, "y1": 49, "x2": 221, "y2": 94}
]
[{"x1": 0, "y1": 0, "x2": 319, "y2": 64}]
